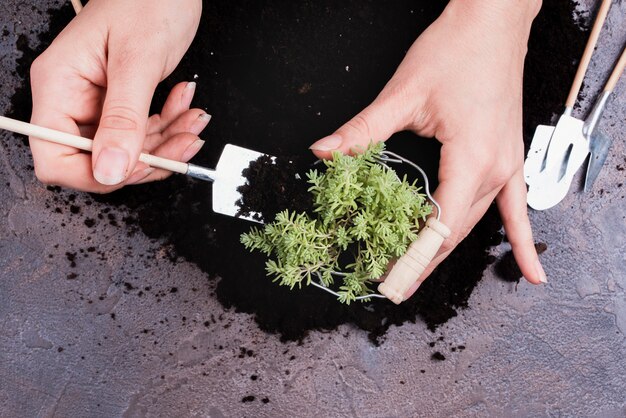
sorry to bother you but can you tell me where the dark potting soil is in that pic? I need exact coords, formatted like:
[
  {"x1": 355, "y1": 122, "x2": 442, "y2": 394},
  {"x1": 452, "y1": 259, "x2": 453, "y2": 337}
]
[
  {"x1": 9, "y1": 0, "x2": 587, "y2": 344},
  {"x1": 236, "y1": 154, "x2": 314, "y2": 222}
]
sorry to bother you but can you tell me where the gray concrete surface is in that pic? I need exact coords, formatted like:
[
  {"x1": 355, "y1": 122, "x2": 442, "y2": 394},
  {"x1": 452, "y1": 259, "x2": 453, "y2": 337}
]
[{"x1": 1, "y1": 1, "x2": 625, "y2": 417}]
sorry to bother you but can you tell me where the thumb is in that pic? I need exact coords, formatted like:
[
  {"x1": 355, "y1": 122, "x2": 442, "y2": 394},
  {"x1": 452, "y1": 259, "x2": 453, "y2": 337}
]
[
  {"x1": 309, "y1": 95, "x2": 407, "y2": 159},
  {"x1": 92, "y1": 50, "x2": 162, "y2": 185}
]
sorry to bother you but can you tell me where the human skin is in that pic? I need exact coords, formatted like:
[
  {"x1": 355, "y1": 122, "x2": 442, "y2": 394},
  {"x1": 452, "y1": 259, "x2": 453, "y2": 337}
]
[
  {"x1": 310, "y1": 0, "x2": 547, "y2": 295},
  {"x1": 29, "y1": 0, "x2": 205, "y2": 193},
  {"x1": 30, "y1": 0, "x2": 545, "y2": 296}
]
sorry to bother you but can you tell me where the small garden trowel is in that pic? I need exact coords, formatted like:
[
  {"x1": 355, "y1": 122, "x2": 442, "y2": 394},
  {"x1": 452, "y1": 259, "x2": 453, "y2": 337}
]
[
  {"x1": 0, "y1": 116, "x2": 264, "y2": 222},
  {"x1": 582, "y1": 44, "x2": 626, "y2": 191}
]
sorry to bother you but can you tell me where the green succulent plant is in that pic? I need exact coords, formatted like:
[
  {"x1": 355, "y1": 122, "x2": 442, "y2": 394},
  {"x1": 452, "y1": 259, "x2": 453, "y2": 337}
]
[{"x1": 240, "y1": 142, "x2": 432, "y2": 304}]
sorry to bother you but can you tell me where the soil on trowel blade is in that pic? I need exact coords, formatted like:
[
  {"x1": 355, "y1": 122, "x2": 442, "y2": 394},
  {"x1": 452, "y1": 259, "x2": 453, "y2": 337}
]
[
  {"x1": 10, "y1": 0, "x2": 586, "y2": 344},
  {"x1": 236, "y1": 154, "x2": 313, "y2": 223}
]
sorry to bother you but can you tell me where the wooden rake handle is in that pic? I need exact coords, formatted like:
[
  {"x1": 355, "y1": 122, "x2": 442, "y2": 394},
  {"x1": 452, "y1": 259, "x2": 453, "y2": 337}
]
[
  {"x1": 605, "y1": 44, "x2": 626, "y2": 93},
  {"x1": 70, "y1": 0, "x2": 83, "y2": 14},
  {"x1": 0, "y1": 115, "x2": 189, "y2": 175},
  {"x1": 565, "y1": 0, "x2": 612, "y2": 109},
  {"x1": 378, "y1": 217, "x2": 451, "y2": 305}
]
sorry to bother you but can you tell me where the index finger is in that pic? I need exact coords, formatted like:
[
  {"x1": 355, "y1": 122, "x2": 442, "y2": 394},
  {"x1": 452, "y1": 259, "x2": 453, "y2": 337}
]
[
  {"x1": 496, "y1": 170, "x2": 546, "y2": 284},
  {"x1": 395, "y1": 166, "x2": 480, "y2": 297}
]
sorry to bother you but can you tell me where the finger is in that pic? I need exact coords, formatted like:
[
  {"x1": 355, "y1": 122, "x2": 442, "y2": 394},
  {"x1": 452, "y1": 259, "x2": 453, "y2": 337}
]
[
  {"x1": 124, "y1": 166, "x2": 156, "y2": 186},
  {"x1": 77, "y1": 124, "x2": 97, "y2": 139},
  {"x1": 30, "y1": 91, "x2": 112, "y2": 192},
  {"x1": 29, "y1": 113, "x2": 148, "y2": 193},
  {"x1": 403, "y1": 189, "x2": 499, "y2": 299},
  {"x1": 147, "y1": 81, "x2": 197, "y2": 135},
  {"x1": 162, "y1": 110, "x2": 211, "y2": 141},
  {"x1": 496, "y1": 170, "x2": 546, "y2": 284},
  {"x1": 394, "y1": 146, "x2": 488, "y2": 299},
  {"x1": 91, "y1": 45, "x2": 163, "y2": 186},
  {"x1": 309, "y1": 92, "x2": 410, "y2": 159},
  {"x1": 29, "y1": 57, "x2": 102, "y2": 190},
  {"x1": 472, "y1": 139, "x2": 524, "y2": 206},
  {"x1": 29, "y1": 142, "x2": 121, "y2": 193},
  {"x1": 430, "y1": 152, "x2": 482, "y2": 238},
  {"x1": 126, "y1": 133, "x2": 205, "y2": 185},
  {"x1": 144, "y1": 110, "x2": 211, "y2": 152},
  {"x1": 392, "y1": 171, "x2": 476, "y2": 298}
]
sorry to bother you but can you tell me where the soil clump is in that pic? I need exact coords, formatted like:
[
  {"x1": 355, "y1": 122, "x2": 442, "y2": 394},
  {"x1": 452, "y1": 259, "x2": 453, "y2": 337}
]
[{"x1": 236, "y1": 154, "x2": 313, "y2": 222}]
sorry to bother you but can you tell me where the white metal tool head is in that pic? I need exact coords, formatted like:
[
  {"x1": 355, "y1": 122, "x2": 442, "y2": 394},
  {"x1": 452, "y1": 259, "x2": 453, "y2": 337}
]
[
  {"x1": 525, "y1": 123, "x2": 589, "y2": 210},
  {"x1": 524, "y1": 0, "x2": 612, "y2": 209},
  {"x1": 188, "y1": 144, "x2": 266, "y2": 222},
  {"x1": 584, "y1": 129, "x2": 612, "y2": 192}
]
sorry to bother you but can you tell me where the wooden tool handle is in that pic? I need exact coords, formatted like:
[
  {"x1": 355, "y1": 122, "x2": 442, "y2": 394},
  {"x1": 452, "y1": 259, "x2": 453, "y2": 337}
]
[
  {"x1": 605, "y1": 45, "x2": 626, "y2": 93},
  {"x1": 378, "y1": 217, "x2": 450, "y2": 305},
  {"x1": 0, "y1": 116, "x2": 189, "y2": 175},
  {"x1": 71, "y1": 0, "x2": 83, "y2": 14},
  {"x1": 565, "y1": 0, "x2": 612, "y2": 109}
]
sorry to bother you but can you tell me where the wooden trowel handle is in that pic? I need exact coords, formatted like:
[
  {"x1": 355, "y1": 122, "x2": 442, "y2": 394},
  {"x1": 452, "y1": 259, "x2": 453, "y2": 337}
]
[
  {"x1": 605, "y1": 45, "x2": 626, "y2": 93},
  {"x1": 71, "y1": 0, "x2": 83, "y2": 14},
  {"x1": 0, "y1": 115, "x2": 190, "y2": 175},
  {"x1": 378, "y1": 217, "x2": 450, "y2": 305},
  {"x1": 565, "y1": 0, "x2": 612, "y2": 109}
]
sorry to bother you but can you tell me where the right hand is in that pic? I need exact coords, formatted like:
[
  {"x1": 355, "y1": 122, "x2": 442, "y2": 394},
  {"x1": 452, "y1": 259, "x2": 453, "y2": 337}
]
[
  {"x1": 30, "y1": 0, "x2": 206, "y2": 193},
  {"x1": 310, "y1": 0, "x2": 546, "y2": 295}
]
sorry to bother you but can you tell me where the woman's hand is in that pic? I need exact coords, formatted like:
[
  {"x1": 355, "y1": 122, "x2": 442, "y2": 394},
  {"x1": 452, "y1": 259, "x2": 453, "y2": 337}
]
[
  {"x1": 310, "y1": 0, "x2": 546, "y2": 297},
  {"x1": 30, "y1": 0, "x2": 206, "y2": 192}
]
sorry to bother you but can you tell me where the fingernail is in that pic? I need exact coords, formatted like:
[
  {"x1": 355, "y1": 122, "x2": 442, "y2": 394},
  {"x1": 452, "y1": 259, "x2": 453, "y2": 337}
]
[
  {"x1": 536, "y1": 260, "x2": 548, "y2": 284},
  {"x1": 125, "y1": 167, "x2": 155, "y2": 185},
  {"x1": 309, "y1": 134, "x2": 342, "y2": 151},
  {"x1": 181, "y1": 81, "x2": 197, "y2": 108},
  {"x1": 190, "y1": 113, "x2": 212, "y2": 135},
  {"x1": 93, "y1": 147, "x2": 129, "y2": 185},
  {"x1": 182, "y1": 139, "x2": 205, "y2": 162}
]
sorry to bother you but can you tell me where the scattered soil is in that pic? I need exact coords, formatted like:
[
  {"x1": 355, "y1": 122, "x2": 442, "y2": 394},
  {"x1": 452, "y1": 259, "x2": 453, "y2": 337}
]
[
  {"x1": 495, "y1": 242, "x2": 549, "y2": 283},
  {"x1": 431, "y1": 352, "x2": 446, "y2": 361},
  {"x1": 9, "y1": 0, "x2": 586, "y2": 344}
]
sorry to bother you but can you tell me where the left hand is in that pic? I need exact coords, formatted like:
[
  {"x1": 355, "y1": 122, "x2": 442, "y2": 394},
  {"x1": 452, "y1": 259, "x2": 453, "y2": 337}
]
[
  {"x1": 29, "y1": 0, "x2": 205, "y2": 192},
  {"x1": 310, "y1": 0, "x2": 547, "y2": 299}
]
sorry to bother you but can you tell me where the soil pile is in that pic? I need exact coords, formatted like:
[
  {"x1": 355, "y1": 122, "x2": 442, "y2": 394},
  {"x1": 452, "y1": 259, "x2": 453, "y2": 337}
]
[
  {"x1": 10, "y1": 0, "x2": 587, "y2": 344},
  {"x1": 236, "y1": 154, "x2": 313, "y2": 222}
]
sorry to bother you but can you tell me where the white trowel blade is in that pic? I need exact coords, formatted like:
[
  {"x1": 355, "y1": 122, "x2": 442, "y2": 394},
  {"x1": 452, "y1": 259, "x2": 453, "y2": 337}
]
[
  {"x1": 526, "y1": 124, "x2": 589, "y2": 210},
  {"x1": 213, "y1": 144, "x2": 266, "y2": 223},
  {"x1": 524, "y1": 124, "x2": 554, "y2": 187}
]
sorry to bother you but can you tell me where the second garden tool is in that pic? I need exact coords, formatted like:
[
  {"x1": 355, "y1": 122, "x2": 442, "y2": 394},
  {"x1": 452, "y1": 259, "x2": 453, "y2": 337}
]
[
  {"x1": 524, "y1": 0, "x2": 612, "y2": 209},
  {"x1": 583, "y1": 44, "x2": 626, "y2": 191},
  {"x1": 526, "y1": 42, "x2": 626, "y2": 208}
]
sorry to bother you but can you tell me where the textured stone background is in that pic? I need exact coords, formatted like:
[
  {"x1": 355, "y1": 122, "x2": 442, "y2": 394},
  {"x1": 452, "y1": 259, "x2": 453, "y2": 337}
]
[{"x1": 1, "y1": 1, "x2": 625, "y2": 417}]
